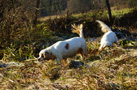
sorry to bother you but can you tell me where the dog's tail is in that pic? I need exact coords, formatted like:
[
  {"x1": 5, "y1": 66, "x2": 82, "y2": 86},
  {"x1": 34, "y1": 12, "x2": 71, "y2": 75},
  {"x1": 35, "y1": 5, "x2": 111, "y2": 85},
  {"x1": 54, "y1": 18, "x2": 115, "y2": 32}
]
[
  {"x1": 71, "y1": 24, "x2": 84, "y2": 38},
  {"x1": 96, "y1": 20, "x2": 112, "y2": 33}
]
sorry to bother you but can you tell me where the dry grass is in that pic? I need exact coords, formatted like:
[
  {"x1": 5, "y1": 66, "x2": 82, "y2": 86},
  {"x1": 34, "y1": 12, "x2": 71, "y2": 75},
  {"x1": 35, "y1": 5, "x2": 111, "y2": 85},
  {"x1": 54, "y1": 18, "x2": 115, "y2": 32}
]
[
  {"x1": 0, "y1": 7, "x2": 137, "y2": 90},
  {"x1": 0, "y1": 43, "x2": 136, "y2": 90}
]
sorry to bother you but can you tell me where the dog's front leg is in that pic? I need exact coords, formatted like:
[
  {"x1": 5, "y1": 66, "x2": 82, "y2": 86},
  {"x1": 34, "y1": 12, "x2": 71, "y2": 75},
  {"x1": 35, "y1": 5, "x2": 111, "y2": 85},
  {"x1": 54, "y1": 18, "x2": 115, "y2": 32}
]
[{"x1": 54, "y1": 53, "x2": 62, "y2": 64}]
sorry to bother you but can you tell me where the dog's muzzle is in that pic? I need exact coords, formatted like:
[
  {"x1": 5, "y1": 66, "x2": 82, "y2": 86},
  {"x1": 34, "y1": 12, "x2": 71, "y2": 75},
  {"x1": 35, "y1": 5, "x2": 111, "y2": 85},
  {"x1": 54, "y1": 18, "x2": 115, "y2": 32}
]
[{"x1": 37, "y1": 57, "x2": 43, "y2": 62}]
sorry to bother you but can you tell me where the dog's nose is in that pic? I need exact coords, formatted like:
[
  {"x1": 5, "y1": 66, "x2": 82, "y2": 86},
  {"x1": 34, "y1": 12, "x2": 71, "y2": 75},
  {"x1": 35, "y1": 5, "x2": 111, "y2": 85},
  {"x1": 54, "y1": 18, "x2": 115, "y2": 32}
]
[{"x1": 37, "y1": 58, "x2": 41, "y2": 61}]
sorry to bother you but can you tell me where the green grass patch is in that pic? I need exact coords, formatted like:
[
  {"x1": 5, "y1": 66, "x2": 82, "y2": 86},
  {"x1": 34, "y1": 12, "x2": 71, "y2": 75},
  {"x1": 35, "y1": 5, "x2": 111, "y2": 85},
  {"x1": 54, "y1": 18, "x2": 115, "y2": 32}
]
[{"x1": 70, "y1": 8, "x2": 134, "y2": 19}]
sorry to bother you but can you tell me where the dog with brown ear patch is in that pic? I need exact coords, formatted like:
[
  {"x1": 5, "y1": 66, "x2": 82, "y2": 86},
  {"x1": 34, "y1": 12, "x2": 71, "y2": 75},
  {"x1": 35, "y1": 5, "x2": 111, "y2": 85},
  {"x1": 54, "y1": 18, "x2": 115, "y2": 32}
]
[
  {"x1": 37, "y1": 37, "x2": 87, "y2": 62},
  {"x1": 38, "y1": 51, "x2": 56, "y2": 61}
]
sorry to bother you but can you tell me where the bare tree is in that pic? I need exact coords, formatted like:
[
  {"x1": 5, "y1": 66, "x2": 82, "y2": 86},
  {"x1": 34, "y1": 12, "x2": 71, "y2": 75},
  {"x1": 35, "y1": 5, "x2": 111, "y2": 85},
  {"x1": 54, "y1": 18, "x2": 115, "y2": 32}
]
[
  {"x1": 106, "y1": 0, "x2": 112, "y2": 23},
  {"x1": 34, "y1": 0, "x2": 41, "y2": 25},
  {"x1": 49, "y1": 0, "x2": 52, "y2": 15}
]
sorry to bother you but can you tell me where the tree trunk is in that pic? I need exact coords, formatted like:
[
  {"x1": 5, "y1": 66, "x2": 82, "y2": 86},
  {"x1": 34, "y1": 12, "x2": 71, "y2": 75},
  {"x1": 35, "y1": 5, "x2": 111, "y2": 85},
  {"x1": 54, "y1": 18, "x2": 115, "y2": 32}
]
[
  {"x1": 49, "y1": 0, "x2": 52, "y2": 15},
  {"x1": 106, "y1": 0, "x2": 112, "y2": 24},
  {"x1": 34, "y1": 0, "x2": 40, "y2": 25}
]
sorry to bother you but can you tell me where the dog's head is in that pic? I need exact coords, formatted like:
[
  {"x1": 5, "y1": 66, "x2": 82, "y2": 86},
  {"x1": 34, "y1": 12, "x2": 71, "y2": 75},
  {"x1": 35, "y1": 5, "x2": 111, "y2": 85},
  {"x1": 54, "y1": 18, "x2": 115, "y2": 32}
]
[{"x1": 37, "y1": 50, "x2": 56, "y2": 61}]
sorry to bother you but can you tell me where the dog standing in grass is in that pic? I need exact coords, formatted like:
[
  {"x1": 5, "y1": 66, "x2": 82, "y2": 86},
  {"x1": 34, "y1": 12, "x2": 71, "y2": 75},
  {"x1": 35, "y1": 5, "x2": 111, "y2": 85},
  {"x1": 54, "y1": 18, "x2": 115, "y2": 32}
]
[
  {"x1": 96, "y1": 20, "x2": 118, "y2": 51},
  {"x1": 37, "y1": 24, "x2": 87, "y2": 62}
]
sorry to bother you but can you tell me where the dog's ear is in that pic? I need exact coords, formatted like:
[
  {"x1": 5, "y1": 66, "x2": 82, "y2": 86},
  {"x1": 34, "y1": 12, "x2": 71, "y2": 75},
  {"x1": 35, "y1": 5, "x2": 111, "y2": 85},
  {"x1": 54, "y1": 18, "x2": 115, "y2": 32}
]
[
  {"x1": 41, "y1": 53, "x2": 46, "y2": 58},
  {"x1": 45, "y1": 52, "x2": 50, "y2": 58}
]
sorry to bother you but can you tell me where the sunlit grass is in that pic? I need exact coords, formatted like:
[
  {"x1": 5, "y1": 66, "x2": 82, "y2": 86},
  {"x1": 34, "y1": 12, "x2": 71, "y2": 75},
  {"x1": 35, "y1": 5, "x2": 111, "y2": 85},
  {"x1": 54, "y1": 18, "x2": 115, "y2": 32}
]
[
  {"x1": 71, "y1": 7, "x2": 134, "y2": 19},
  {"x1": 0, "y1": 41, "x2": 136, "y2": 89},
  {"x1": 112, "y1": 8, "x2": 134, "y2": 17},
  {"x1": 0, "y1": 6, "x2": 137, "y2": 90},
  {"x1": 38, "y1": 7, "x2": 135, "y2": 22}
]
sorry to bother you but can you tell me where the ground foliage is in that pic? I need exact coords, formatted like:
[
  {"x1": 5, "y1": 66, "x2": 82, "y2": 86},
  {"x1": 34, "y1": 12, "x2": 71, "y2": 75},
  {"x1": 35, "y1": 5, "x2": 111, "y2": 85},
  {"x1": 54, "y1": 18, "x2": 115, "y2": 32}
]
[{"x1": 0, "y1": 7, "x2": 137, "y2": 90}]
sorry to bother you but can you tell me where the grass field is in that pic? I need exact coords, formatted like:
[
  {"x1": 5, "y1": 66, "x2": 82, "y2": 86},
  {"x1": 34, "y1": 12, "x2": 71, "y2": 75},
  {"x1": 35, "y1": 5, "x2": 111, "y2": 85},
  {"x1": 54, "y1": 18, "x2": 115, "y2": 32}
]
[
  {"x1": 0, "y1": 7, "x2": 137, "y2": 90},
  {"x1": 0, "y1": 42, "x2": 136, "y2": 90},
  {"x1": 38, "y1": 8, "x2": 134, "y2": 22}
]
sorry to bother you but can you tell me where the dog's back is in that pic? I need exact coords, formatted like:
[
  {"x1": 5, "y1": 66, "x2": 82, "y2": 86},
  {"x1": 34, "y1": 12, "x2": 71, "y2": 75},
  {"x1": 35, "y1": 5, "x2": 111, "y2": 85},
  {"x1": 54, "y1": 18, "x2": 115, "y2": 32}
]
[
  {"x1": 99, "y1": 31, "x2": 118, "y2": 50},
  {"x1": 50, "y1": 37, "x2": 87, "y2": 59},
  {"x1": 101, "y1": 31, "x2": 118, "y2": 44}
]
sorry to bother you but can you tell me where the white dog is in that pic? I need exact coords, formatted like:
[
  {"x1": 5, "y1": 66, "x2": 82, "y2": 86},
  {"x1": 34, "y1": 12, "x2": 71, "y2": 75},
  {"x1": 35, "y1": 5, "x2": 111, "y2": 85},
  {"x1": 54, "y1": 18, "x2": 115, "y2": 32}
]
[
  {"x1": 38, "y1": 37, "x2": 87, "y2": 61},
  {"x1": 96, "y1": 20, "x2": 118, "y2": 51}
]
